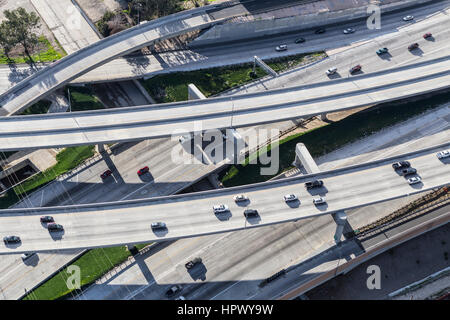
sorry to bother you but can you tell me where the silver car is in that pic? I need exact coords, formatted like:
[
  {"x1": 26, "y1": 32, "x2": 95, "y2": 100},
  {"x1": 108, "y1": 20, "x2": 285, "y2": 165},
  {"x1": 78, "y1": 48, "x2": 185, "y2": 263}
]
[
  {"x1": 407, "y1": 176, "x2": 422, "y2": 185},
  {"x1": 313, "y1": 197, "x2": 326, "y2": 205},
  {"x1": 275, "y1": 45, "x2": 287, "y2": 51},
  {"x1": 213, "y1": 204, "x2": 229, "y2": 214},
  {"x1": 234, "y1": 194, "x2": 248, "y2": 202},
  {"x1": 326, "y1": 67, "x2": 337, "y2": 75},
  {"x1": 436, "y1": 150, "x2": 450, "y2": 159},
  {"x1": 403, "y1": 15, "x2": 414, "y2": 21},
  {"x1": 283, "y1": 194, "x2": 298, "y2": 202}
]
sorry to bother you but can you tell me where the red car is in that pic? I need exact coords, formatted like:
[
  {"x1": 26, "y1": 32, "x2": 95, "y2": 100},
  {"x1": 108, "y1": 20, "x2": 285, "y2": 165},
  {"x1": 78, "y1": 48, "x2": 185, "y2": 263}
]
[
  {"x1": 408, "y1": 43, "x2": 419, "y2": 51},
  {"x1": 100, "y1": 169, "x2": 113, "y2": 179},
  {"x1": 137, "y1": 166, "x2": 149, "y2": 176},
  {"x1": 349, "y1": 64, "x2": 362, "y2": 74},
  {"x1": 423, "y1": 32, "x2": 432, "y2": 39}
]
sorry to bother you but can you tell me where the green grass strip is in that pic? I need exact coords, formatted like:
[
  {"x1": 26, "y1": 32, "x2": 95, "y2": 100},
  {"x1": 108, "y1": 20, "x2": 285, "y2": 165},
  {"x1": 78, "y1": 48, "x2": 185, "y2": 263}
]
[{"x1": 23, "y1": 246, "x2": 132, "y2": 300}]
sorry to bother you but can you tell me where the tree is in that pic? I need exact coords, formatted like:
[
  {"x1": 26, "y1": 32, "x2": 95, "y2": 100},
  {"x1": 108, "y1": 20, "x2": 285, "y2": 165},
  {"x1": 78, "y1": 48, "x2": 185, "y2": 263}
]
[
  {"x1": 1, "y1": 8, "x2": 41, "y2": 66},
  {"x1": 0, "y1": 24, "x2": 15, "y2": 60}
]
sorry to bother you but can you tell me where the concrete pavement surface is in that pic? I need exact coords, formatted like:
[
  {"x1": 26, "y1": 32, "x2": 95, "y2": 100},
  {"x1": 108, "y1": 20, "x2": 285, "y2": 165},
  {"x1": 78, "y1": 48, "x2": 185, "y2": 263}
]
[{"x1": 0, "y1": 143, "x2": 448, "y2": 254}]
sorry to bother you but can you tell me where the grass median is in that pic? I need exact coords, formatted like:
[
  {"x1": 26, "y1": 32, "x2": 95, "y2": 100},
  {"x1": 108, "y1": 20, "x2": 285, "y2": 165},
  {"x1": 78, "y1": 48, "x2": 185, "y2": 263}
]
[
  {"x1": 140, "y1": 52, "x2": 325, "y2": 103},
  {"x1": 23, "y1": 246, "x2": 132, "y2": 300}
]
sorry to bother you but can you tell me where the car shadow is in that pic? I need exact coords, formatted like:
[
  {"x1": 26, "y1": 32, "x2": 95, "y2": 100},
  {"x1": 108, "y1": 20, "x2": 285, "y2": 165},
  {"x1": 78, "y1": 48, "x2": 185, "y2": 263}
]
[
  {"x1": 425, "y1": 36, "x2": 435, "y2": 42},
  {"x1": 286, "y1": 199, "x2": 301, "y2": 208},
  {"x1": 49, "y1": 230, "x2": 65, "y2": 241},
  {"x1": 235, "y1": 199, "x2": 250, "y2": 207},
  {"x1": 245, "y1": 215, "x2": 261, "y2": 225},
  {"x1": 438, "y1": 157, "x2": 450, "y2": 165},
  {"x1": 215, "y1": 211, "x2": 232, "y2": 221},
  {"x1": 306, "y1": 186, "x2": 328, "y2": 196},
  {"x1": 409, "y1": 181, "x2": 424, "y2": 190},
  {"x1": 186, "y1": 262, "x2": 207, "y2": 281},
  {"x1": 378, "y1": 52, "x2": 393, "y2": 61},
  {"x1": 350, "y1": 70, "x2": 364, "y2": 76},
  {"x1": 314, "y1": 202, "x2": 329, "y2": 211},
  {"x1": 23, "y1": 254, "x2": 40, "y2": 266},
  {"x1": 327, "y1": 72, "x2": 341, "y2": 79},
  {"x1": 138, "y1": 171, "x2": 154, "y2": 183},
  {"x1": 3, "y1": 242, "x2": 21, "y2": 249},
  {"x1": 409, "y1": 48, "x2": 424, "y2": 56},
  {"x1": 152, "y1": 228, "x2": 169, "y2": 238}
]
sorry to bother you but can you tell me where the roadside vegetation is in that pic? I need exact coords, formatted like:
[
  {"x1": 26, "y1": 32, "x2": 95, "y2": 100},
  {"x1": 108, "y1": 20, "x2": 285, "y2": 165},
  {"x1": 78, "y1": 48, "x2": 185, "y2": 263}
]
[
  {"x1": 66, "y1": 85, "x2": 105, "y2": 112},
  {"x1": 23, "y1": 246, "x2": 133, "y2": 300},
  {"x1": 96, "y1": 0, "x2": 211, "y2": 37},
  {"x1": 0, "y1": 8, "x2": 65, "y2": 66},
  {"x1": 220, "y1": 90, "x2": 450, "y2": 187},
  {"x1": 140, "y1": 52, "x2": 325, "y2": 103},
  {"x1": 0, "y1": 146, "x2": 95, "y2": 209}
]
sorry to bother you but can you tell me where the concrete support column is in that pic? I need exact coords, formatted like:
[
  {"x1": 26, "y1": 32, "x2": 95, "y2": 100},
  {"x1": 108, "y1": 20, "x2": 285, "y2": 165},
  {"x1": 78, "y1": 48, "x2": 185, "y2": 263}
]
[
  {"x1": 253, "y1": 56, "x2": 277, "y2": 77},
  {"x1": 320, "y1": 113, "x2": 328, "y2": 122},
  {"x1": 96, "y1": 144, "x2": 105, "y2": 154},
  {"x1": 333, "y1": 211, "x2": 347, "y2": 243},
  {"x1": 188, "y1": 83, "x2": 207, "y2": 100},
  {"x1": 293, "y1": 143, "x2": 320, "y2": 173}
]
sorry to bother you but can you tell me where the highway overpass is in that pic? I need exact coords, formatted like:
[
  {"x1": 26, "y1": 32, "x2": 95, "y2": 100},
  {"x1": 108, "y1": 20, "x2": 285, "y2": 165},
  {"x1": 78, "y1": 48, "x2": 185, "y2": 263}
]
[
  {"x1": 0, "y1": 6, "x2": 220, "y2": 116},
  {"x1": 0, "y1": 143, "x2": 448, "y2": 254},
  {"x1": 1, "y1": 55, "x2": 450, "y2": 151}
]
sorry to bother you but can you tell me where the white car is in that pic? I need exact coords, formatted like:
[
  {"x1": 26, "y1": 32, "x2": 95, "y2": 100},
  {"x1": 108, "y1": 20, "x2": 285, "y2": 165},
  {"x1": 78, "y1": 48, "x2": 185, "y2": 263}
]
[
  {"x1": 407, "y1": 176, "x2": 422, "y2": 185},
  {"x1": 178, "y1": 134, "x2": 192, "y2": 144},
  {"x1": 326, "y1": 67, "x2": 337, "y2": 75},
  {"x1": 343, "y1": 28, "x2": 355, "y2": 34},
  {"x1": 213, "y1": 204, "x2": 229, "y2": 214},
  {"x1": 403, "y1": 15, "x2": 414, "y2": 21},
  {"x1": 436, "y1": 150, "x2": 450, "y2": 159},
  {"x1": 233, "y1": 194, "x2": 248, "y2": 202},
  {"x1": 313, "y1": 197, "x2": 326, "y2": 205},
  {"x1": 284, "y1": 194, "x2": 298, "y2": 202},
  {"x1": 275, "y1": 45, "x2": 287, "y2": 51}
]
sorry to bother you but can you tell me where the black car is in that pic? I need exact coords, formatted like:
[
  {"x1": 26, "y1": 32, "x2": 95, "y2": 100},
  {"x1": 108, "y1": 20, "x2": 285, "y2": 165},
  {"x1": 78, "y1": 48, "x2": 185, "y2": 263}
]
[
  {"x1": 315, "y1": 28, "x2": 326, "y2": 34},
  {"x1": 401, "y1": 168, "x2": 417, "y2": 176},
  {"x1": 392, "y1": 161, "x2": 411, "y2": 170},
  {"x1": 40, "y1": 215, "x2": 54, "y2": 223},
  {"x1": 47, "y1": 223, "x2": 64, "y2": 231},
  {"x1": 295, "y1": 37, "x2": 305, "y2": 43},
  {"x1": 185, "y1": 257, "x2": 202, "y2": 269},
  {"x1": 244, "y1": 209, "x2": 259, "y2": 218},
  {"x1": 304, "y1": 180, "x2": 324, "y2": 189},
  {"x1": 3, "y1": 236, "x2": 21, "y2": 244},
  {"x1": 165, "y1": 285, "x2": 182, "y2": 298}
]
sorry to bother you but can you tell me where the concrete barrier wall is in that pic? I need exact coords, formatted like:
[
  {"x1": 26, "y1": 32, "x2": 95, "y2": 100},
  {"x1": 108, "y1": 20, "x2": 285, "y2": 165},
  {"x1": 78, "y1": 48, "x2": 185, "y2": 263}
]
[{"x1": 190, "y1": 0, "x2": 437, "y2": 47}]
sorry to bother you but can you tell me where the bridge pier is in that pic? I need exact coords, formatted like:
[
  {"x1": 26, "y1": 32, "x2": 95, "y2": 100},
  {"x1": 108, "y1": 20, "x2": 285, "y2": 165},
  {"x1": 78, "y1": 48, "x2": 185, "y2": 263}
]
[
  {"x1": 253, "y1": 56, "x2": 277, "y2": 77},
  {"x1": 332, "y1": 211, "x2": 347, "y2": 243},
  {"x1": 293, "y1": 143, "x2": 320, "y2": 173},
  {"x1": 95, "y1": 144, "x2": 106, "y2": 154},
  {"x1": 293, "y1": 143, "x2": 351, "y2": 243}
]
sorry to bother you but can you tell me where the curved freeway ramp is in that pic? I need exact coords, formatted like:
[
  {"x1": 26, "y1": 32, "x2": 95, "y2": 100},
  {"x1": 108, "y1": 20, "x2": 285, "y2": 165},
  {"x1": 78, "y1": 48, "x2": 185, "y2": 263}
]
[
  {"x1": 1, "y1": 56, "x2": 450, "y2": 151},
  {"x1": 0, "y1": 8, "x2": 216, "y2": 116},
  {"x1": 0, "y1": 144, "x2": 448, "y2": 254}
]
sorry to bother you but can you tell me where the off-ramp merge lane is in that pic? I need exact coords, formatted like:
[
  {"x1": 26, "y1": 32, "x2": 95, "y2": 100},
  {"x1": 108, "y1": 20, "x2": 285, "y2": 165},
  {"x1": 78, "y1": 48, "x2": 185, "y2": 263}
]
[{"x1": 0, "y1": 144, "x2": 448, "y2": 254}]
